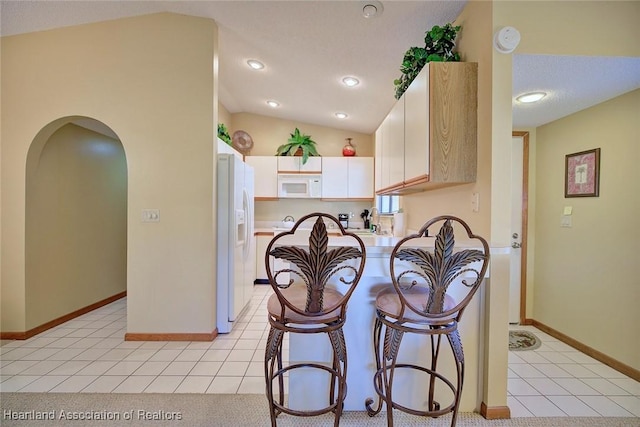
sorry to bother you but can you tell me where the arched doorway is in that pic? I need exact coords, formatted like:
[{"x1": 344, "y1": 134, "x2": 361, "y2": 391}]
[{"x1": 25, "y1": 117, "x2": 127, "y2": 331}]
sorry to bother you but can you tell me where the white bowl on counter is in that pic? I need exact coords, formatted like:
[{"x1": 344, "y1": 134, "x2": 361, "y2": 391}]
[{"x1": 281, "y1": 220, "x2": 295, "y2": 229}]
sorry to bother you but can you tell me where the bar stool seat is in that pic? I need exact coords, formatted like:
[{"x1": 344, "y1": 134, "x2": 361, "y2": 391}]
[
  {"x1": 375, "y1": 287, "x2": 457, "y2": 323},
  {"x1": 267, "y1": 285, "x2": 344, "y2": 325}
]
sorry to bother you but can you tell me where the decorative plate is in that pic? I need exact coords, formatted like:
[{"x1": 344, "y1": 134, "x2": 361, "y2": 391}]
[{"x1": 232, "y1": 130, "x2": 254, "y2": 154}]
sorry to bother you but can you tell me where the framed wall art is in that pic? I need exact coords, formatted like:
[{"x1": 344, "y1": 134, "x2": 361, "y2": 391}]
[{"x1": 565, "y1": 148, "x2": 600, "y2": 197}]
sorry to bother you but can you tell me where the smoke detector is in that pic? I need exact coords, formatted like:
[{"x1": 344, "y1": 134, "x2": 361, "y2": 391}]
[
  {"x1": 362, "y1": 1, "x2": 384, "y2": 19},
  {"x1": 493, "y1": 26, "x2": 521, "y2": 54}
]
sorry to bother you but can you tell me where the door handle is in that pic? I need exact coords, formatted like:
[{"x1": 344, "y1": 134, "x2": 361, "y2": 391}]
[{"x1": 512, "y1": 242, "x2": 522, "y2": 249}]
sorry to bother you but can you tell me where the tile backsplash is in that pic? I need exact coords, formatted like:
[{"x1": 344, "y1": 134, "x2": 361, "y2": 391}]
[{"x1": 255, "y1": 199, "x2": 372, "y2": 227}]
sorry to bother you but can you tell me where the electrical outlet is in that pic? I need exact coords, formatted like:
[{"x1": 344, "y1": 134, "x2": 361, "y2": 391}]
[{"x1": 142, "y1": 209, "x2": 160, "y2": 222}]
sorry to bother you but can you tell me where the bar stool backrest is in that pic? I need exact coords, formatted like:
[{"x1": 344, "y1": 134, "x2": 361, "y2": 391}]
[
  {"x1": 389, "y1": 215, "x2": 490, "y2": 324},
  {"x1": 265, "y1": 212, "x2": 366, "y2": 322}
]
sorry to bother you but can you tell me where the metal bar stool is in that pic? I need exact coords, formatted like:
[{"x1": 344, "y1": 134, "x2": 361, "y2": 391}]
[
  {"x1": 365, "y1": 215, "x2": 489, "y2": 426},
  {"x1": 264, "y1": 212, "x2": 366, "y2": 427}
]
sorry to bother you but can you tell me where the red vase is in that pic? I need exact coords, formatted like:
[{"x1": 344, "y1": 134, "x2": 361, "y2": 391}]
[{"x1": 342, "y1": 138, "x2": 356, "y2": 157}]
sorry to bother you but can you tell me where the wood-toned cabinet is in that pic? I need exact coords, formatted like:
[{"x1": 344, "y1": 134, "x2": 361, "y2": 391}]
[
  {"x1": 321, "y1": 157, "x2": 374, "y2": 199},
  {"x1": 375, "y1": 62, "x2": 477, "y2": 194},
  {"x1": 245, "y1": 156, "x2": 278, "y2": 199},
  {"x1": 277, "y1": 156, "x2": 322, "y2": 173}
]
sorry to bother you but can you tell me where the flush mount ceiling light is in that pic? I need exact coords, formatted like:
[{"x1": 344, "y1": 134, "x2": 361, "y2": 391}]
[
  {"x1": 516, "y1": 92, "x2": 547, "y2": 103},
  {"x1": 335, "y1": 112, "x2": 348, "y2": 119},
  {"x1": 266, "y1": 100, "x2": 280, "y2": 108},
  {"x1": 361, "y1": 1, "x2": 384, "y2": 19},
  {"x1": 247, "y1": 59, "x2": 264, "y2": 70},
  {"x1": 342, "y1": 76, "x2": 360, "y2": 87}
]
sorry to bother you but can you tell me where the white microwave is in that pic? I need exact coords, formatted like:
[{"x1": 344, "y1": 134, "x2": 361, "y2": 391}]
[{"x1": 277, "y1": 174, "x2": 322, "y2": 198}]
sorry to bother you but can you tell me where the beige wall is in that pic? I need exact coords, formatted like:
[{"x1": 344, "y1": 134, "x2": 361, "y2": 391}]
[
  {"x1": 499, "y1": 1, "x2": 640, "y2": 371},
  {"x1": 1, "y1": 13, "x2": 219, "y2": 335},
  {"x1": 25, "y1": 124, "x2": 127, "y2": 329},
  {"x1": 534, "y1": 90, "x2": 640, "y2": 369},
  {"x1": 218, "y1": 102, "x2": 232, "y2": 135},
  {"x1": 499, "y1": 1, "x2": 640, "y2": 57},
  {"x1": 230, "y1": 112, "x2": 373, "y2": 157}
]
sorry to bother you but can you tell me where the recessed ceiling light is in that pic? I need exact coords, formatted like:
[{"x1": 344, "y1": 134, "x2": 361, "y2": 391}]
[
  {"x1": 247, "y1": 59, "x2": 264, "y2": 70},
  {"x1": 266, "y1": 100, "x2": 279, "y2": 108},
  {"x1": 516, "y1": 92, "x2": 547, "y2": 103},
  {"x1": 342, "y1": 76, "x2": 360, "y2": 87},
  {"x1": 335, "y1": 112, "x2": 348, "y2": 119}
]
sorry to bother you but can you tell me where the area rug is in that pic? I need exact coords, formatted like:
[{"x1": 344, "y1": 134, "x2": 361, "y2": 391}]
[{"x1": 509, "y1": 330, "x2": 542, "y2": 351}]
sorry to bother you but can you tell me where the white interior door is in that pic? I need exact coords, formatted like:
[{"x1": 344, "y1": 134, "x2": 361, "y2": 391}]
[{"x1": 509, "y1": 135, "x2": 524, "y2": 324}]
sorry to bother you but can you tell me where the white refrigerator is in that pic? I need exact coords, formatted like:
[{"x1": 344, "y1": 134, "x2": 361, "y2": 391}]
[{"x1": 217, "y1": 153, "x2": 256, "y2": 333}]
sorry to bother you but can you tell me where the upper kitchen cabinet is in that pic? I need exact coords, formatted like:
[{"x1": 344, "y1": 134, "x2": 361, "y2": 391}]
[
  {"x1": 245, "y1": 156, "x2": 278, "y2": 200},
  {"x1": 322, "y1": 157, "x2": 374, "y2": 200},
  {"x1": 376, "y1": 62, "x2": 477, "y2": 195},
  {"x1": 374, "y1": 125, "x2": 383, "y2": 193},
  {"x1": 277, "y1": 156, "x2": 322, "y2": 173},
  {"x1": 384, "y1": 99, "x2": 405, "y2": 192},
  {"x1": 348, "y1": 157, "x2": 374, "y2": 199}
]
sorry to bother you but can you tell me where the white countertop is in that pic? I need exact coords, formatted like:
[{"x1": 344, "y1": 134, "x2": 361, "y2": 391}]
[
  {"x1": 255, "y1": 227, "x2": 401, "y2": 254},
  {"x1": 256, "y1": 227, "x2": 510, "y2": 257}
]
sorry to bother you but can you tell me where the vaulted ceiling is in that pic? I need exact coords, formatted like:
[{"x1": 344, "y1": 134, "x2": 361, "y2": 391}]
[{"x1": 2, "y1": 1, "x2": 639, "y2": 133}]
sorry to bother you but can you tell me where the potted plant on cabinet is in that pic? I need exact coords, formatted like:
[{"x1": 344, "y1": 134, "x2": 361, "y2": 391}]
[
  {"x1": 275, "y1": 127, "x2": 320, "y2": 165},
  {"x1": 394, "y1": 23, "x2": 461, "y2": 99},
  {"x1": 217, "y1": 123, "x2": 232, "y2": 145}
]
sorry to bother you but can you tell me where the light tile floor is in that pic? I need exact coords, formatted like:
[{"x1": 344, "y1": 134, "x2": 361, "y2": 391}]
[
  {"x1": 507, "y1": 324, "x2": 640, "y2": 417},
  {"x1": 0, "y1": 286, "x2": 284, "y2": 395},
  {"x1": 1, "y1": 285, "x2": 639, "y2": 418}
]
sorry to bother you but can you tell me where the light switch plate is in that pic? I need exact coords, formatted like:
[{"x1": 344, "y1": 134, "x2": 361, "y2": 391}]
[
  {"x1": 561, "y1": 215, "x2": 572, "y2": 227},
  {"x1": 471, "y1": 192, "x2": 480, "y2": 212}
]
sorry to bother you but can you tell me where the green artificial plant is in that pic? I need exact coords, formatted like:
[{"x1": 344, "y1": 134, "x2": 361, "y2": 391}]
[
  {"x1": 218, "y1": 123, "x2": 232, "y2": 145},
  {"x1": 275, "y1": 128, "x2": 319, "y2": 165},
  {"x1": 394, "y1": 23, "x2": 461, "y2": 100}
]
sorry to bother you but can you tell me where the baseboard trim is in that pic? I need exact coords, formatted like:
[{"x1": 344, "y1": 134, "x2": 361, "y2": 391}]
[
  {"x1": 125, "y1": 330, "x2": 217, "y2": 342},
  {"x1": 532, "y1": 319, "x2": 640, "y2": 382},
  {"x1": 0, "y1": 291, "x2": 127, "y2": 340},
  {"x1": 480, "y1": 402, "x2": 510, "y2": 419},
  {"x1": 522, "y1": 318, "x2": 534, "y2": 326}
]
